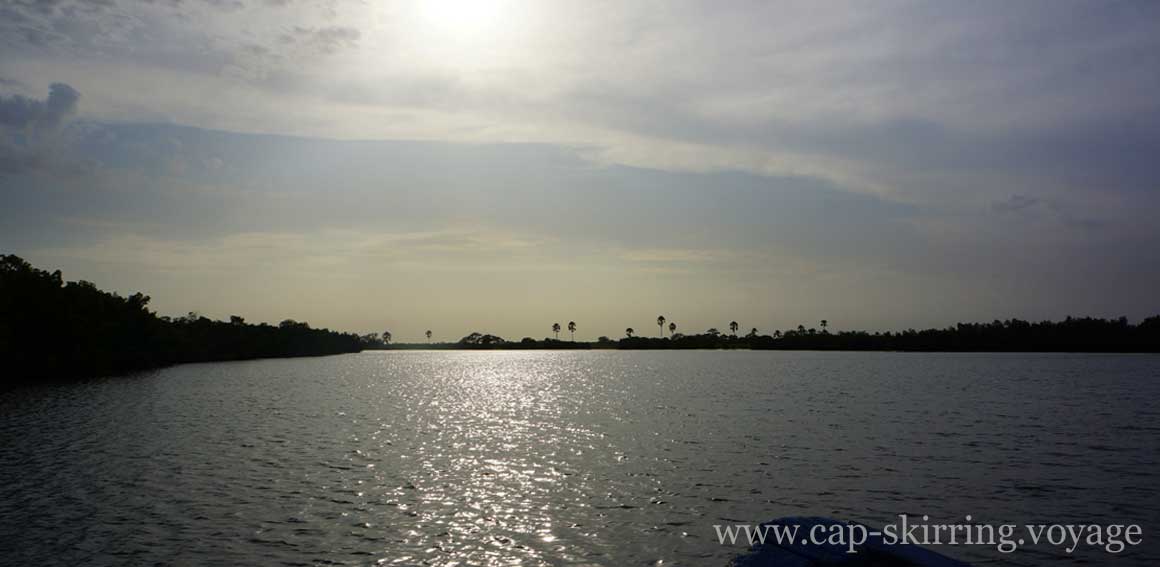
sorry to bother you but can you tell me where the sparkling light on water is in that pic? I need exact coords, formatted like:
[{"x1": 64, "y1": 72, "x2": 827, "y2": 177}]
[{"x1": 1, "y1": 351, "x2": 1158, "y2": 565}]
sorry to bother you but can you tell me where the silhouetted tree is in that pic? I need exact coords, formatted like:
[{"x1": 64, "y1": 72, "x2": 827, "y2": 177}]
[
  {"x1": 425, "y1": 330, "x2": 432, "y2": 343},
  {"x1": 459, "y1": 332, "x2": 506, "y2": 347},
  {"x1": 6, "y1": 255, "x2": 1159, "y2": 380},
  {"x1": 552, "y1": 322, "x2": 561, "y2": 339},
  {"x1": 0, "y1": 254, "x2": 363, "y2": 384},
  {"x1": 669, "y1": 321, "x2": 677, "y2": 336},
  {"x1": 729, "y1": 321, "x2": 739, "y2": 336},
  {"x1": 568, "y1": 321, "x2": 577, "y2": 341},
  {"x1": 657, "y1": 315, "x2": 666, "y2": 337},
  {"x1": 382, "y1": 330, "x2": 392, "y2": 344}
]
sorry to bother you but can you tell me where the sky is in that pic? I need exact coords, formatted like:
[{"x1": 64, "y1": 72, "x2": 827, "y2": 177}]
[{"x1": 2, "y1": 0, "x2": 1159, "y2": 341}]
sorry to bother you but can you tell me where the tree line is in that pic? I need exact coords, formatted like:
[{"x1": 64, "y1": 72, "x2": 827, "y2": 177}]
[
  {"x1": 5, "y1": 253, "x2": 1158, "y2": 387},
  {"x1": 1, "y1": 254, "x2": 363, "y2": 386},
  {"x1": 372, "y1": 314, "x2": 1160, "y2": 352}
]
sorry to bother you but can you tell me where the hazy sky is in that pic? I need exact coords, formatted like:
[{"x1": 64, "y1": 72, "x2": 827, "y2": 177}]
[{"x1": 2, "y1": 0, "x2": 1159, "y2": 341}]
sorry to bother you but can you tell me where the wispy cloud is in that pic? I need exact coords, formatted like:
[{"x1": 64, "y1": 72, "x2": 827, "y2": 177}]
[
  {"x1": 2, "y1": 1, "x2": 1159, "y2": 334},
  {"x1": 4, "y1": 1, "x2": 1157, "y2": 199}
]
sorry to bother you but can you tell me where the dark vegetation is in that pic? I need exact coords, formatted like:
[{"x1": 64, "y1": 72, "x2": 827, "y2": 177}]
[
  {"x1": 1, "y1": 255, "x2": 362, "y2": 385},
  {"x1": 5, "y1": 254, "x2": 1158, "y2": 386},
  {"x1": 750, "y1": 319, "x2": 1160, "y2": 352},
  {"x1": 375, "y1": 317, "x2": 1160, "y2": 353}
]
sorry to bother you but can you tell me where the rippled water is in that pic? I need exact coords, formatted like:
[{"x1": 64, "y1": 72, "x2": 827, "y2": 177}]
[{"x1": 1, "y1": 351, "x2": 1158, "y2": 566}]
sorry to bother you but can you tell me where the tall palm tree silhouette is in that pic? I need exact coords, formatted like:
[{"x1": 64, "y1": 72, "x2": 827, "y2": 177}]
[
  {"x1": 657, "y1": 315, "x2": 666, "y2": 337},
  {"x1": 668, "y1": 321, "x2": 676, "y2": 336},
  {"x1": 729, "y1": 321, "x2": 739, "y2": 336},
  {"x1": 568, "y1": 321, "x2": 577, "y2": 341},
  {"x1": 820, "y1": 319, "x2": 828, "y2": 333},
  {"x1": 625, "y1": 327, "x2": 634, "y2": 338},
  {"x1": 425, "y1": 330, "x2": 432, "y2": 343},
  {"x1": 552, "y1": 322, "x2": 561, "y2": 340}
]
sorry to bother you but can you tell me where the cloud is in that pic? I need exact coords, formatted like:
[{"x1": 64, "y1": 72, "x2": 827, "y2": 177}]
[
  {"x1": 619, "y1": 248, "x2": 732, "y2": 265},
  {"x1": 3, "y1": 2, "x2": 1160, "y2": 330},
  {"x1": 0, "y1": 0, "x2": 357, "y2": 84},
  {"x1": 279, "y1": 25, "x2": 360, "y2": 54},
  {"x1": 0, "y1": 82, "x2": 84, "y2": 175},
  {"x1": 0, "y1": 82, "x2": 79, "y2": 133},
  {"x1": 992, "y1": 195, "x2": 1040, "y2": 214},
  {"x1": 29, "y1": 227, "x2": 556, "y2": 277}
]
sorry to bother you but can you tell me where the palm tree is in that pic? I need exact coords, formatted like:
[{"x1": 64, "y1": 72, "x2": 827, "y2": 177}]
[
  {"x1": 568, "y1": 321, "x2": 577, "y2": 341},
  {"x1": 552, "y1": 322, "x2": 561, "y2": 340},
  {"x1": 820, "y1": 319, "x2": 828, "y2": 333},
  {"x1": 425, "y1": 330, "x2": 432, "y2": 343},
  {"x1": 625, "y1": 327, "x2": 634, "y2": 338},
  {"x1": 729, "y1": 321, "x2": 739, "y2": 336},
  {"x1": 382, "y1": 330, "x2": 392, "y2": 344},
  {"x1": 668, "y1": 321, "x2": 676, "y2": 336},
  {"x1": 657, "y1": 315, "x2": 666, "y2": 337}
]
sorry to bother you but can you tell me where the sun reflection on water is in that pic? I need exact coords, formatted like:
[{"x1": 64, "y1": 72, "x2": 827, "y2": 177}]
[
  {"x1": 4, "y1": 352, "x2": 1151, "y2": 565},
  {"x1": 369, "y1": 351, "x2": 611, "y2": 565}
]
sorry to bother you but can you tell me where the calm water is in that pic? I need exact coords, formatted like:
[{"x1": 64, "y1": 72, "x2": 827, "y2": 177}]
[{"x1": 1, "y1": 351, "x2": 1158, "y2": 566}]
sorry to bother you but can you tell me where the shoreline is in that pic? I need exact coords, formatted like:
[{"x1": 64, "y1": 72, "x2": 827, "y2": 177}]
[{"x1": 363, "y1": 345, "x2": 1160, "y2": 354}]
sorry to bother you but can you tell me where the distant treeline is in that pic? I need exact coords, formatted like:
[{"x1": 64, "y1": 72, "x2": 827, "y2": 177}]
[
  {"x1": 627, "y1": 319, "x2": 1160, "y2": 352},
  {"x1": 372, "y1": 318, "x2": 1160, "y2": 352},
  {"x1": 5, "y1": 253, "x2": 1159, "y2": 387},
  {"x1": 1, "y1": 255, "x2": 363, "y2": 385}
]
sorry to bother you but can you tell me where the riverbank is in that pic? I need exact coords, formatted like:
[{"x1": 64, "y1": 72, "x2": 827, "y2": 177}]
[
  {"x1": 369, "y1": 320, "x2": 1160, "y2": 353},
  {"x1": 1, "y1": 255, "x2": 363, "y2": 386}
]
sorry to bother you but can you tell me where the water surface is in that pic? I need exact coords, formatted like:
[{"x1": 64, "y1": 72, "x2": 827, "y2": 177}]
[{"x1": 2, "y1": 351, "x2": 1157, "y2": 565}]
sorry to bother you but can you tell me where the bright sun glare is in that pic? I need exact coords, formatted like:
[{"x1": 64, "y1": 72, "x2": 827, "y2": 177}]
[{"x1": 418, "y1": 0, "x2": 511, "y2": 40}]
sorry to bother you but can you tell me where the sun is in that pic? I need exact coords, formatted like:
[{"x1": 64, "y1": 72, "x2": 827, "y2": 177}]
[
  {"x1": 417, "y1": 0, "x2": 511, "y2": 41},
  {"x1": 405, "y1": 0, "x2": 535, "y2": 69}
]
